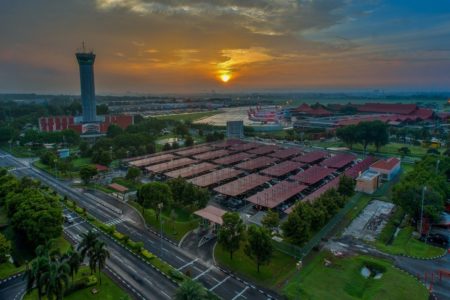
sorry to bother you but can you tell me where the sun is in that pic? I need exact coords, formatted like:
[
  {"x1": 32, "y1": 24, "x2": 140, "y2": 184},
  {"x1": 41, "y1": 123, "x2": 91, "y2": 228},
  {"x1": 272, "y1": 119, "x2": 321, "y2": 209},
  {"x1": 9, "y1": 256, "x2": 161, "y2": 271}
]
[{"x1": 220, "y1": 73, "x2": 231, "y2": 83}]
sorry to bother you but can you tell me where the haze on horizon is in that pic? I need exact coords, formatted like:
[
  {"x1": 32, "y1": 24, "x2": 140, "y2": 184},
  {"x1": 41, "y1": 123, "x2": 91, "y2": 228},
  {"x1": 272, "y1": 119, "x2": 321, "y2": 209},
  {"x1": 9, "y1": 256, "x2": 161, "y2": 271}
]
[{"x1": 1, "y1": 0, "x2": 450, "y2": 94}]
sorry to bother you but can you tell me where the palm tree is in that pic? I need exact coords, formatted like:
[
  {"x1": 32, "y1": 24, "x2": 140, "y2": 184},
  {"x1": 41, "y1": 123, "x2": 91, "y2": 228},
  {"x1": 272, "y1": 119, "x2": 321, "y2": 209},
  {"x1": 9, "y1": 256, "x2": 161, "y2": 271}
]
[
  {"x1": 42, "y1": 260, "x2": 70, "y2": 300},
  {"x1": 175, "y1": 278, "x2": 206, "y2": 300},
  {"x1": 26, "y1": 256, "x2": 50, "y2": 300},
  {"x1": 89, "y1": 241, "x2": 110, "y2": 284},
  {"x1": 77, "y1": 230, "x2": 99, "y2": 260},
  {"x1": 63, "y1": 248, "x2": 81, "y2": 284}
]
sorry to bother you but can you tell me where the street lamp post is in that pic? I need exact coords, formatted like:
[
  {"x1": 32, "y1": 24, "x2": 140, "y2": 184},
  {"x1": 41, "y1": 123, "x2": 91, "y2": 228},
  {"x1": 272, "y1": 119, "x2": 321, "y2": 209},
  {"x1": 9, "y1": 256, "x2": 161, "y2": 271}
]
[
  {"x1": 419, "y1": 186, "x2": 427, "y2": 236},
  {"x1": 158, "y1": 202, "x2": 164, "y2": 257}
]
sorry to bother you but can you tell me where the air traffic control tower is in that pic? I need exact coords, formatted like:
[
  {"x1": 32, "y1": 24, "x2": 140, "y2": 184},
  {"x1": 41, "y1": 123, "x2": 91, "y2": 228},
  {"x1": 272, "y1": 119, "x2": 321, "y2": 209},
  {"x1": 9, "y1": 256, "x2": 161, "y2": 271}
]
[{"x1": 76, "y1": 48, "x2": 97, "y2": 123}]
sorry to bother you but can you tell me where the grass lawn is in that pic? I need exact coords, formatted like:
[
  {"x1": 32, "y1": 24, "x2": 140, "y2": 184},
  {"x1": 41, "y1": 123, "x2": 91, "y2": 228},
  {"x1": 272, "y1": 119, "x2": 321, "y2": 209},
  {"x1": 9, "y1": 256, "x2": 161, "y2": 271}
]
[
  {"x1": 23, "y1": 266, "x2": 129, "y2": 300},
  {"x1": 374, "y1": 226, "x2": 445, "y2": 258},
  {"x1": 215, "y1": 244, "x2": 297, "y2": 291},
  {"x1": 71, "y1": 157, "x2": 91, "y2": 170},
  {"x1": 283, "y1": 251, "x2": 429, "y2": 300},
  {"x1": 0, "y1": 262, "x2": 26, "y2": 279},
  {"x1": 130, "y1": 201, "x2": 199, "y2": 241},
  {"x1": 153, "y1": 111, "x2": 219, "y2": 122}
]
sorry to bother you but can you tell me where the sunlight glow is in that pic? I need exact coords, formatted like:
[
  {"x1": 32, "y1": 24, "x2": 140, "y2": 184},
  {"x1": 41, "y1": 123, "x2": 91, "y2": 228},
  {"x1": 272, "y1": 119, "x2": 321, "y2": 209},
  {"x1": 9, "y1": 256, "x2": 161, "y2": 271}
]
[{"x1": 220, "y1": 73, "x2": 231, "y2": 83}]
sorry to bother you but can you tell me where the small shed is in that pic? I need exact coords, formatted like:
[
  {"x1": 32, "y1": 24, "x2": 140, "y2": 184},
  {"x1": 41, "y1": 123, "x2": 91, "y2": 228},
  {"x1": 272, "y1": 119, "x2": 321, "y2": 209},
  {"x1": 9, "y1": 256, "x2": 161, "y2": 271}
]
[
  {"x1": 108, "y1": 183, "x2": 129, "y2": 201},
  {"x1": 194, "y1": 205, "x2": 227, "y2": 232},
  {"x1": 369, "y1": 157, "x2": 400, "y2": 181},
  {"x1": 355, "y1": 169, "x2": 380, "y2": 194}
]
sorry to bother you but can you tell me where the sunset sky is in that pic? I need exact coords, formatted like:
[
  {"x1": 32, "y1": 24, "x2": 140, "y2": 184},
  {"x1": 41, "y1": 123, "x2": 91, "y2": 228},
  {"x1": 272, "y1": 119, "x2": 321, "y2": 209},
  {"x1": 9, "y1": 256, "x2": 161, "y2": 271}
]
[{"x1": 1, "y1": 0, "x2": 450, "y2": 94}]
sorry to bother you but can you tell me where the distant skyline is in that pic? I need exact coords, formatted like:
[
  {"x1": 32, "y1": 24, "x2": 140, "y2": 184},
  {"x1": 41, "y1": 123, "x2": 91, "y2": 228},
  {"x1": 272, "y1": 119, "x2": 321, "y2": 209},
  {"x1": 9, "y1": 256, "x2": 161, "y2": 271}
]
[{"x1": 1, "y1": 1, "x2": 450, "y2": 94}]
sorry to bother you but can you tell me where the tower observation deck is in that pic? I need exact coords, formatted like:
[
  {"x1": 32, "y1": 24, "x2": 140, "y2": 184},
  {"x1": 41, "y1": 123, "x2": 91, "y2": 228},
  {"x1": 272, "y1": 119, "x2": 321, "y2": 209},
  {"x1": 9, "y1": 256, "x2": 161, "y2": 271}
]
[{"x1": 76, "y1": 50, "x2": 97, "y2": 123}]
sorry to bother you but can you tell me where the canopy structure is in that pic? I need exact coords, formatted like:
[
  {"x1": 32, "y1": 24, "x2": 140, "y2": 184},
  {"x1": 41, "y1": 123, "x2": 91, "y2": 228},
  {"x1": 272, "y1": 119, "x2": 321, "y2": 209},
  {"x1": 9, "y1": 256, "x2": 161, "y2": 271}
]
[
  {"x1": 194, "y1": 205, "x2": 227, "y2": 225},
  {"x1": 321, "y1": 153, "x2": 356, "y2": 169},
  {"x1": 269, "y1": 148, "x2": 303, "y2": 159},
  {"x1": 247, "y1": 181, "x2": 307, "y2": 209},
  {"x1": 214, "y1": 174, "x2": 271, "y2": 197},
  {"x1": 164, "y1": 162, "x2": 216, "y2": 179},
  {"x1": 129, "y1": 153, "x2": 176, "y2": 168},
  {"x1": 194, "y1": 149, "x2": 232, "y2": 161},
  {"x1": 235, "y1": 156, "x2": 278, "y2": 171},
  {"x1": 213, "y1": 152, "x2": 255, "y2": 165},
  {"x1": 175, "y1": 146, "x2": 212, "y2": 157},
  {"x1": 146, "y1": 158, "x2": 196, "y2": 173},
  {"x1": 229, "y1": 142, "x2": 260, "y2": 152},
  {"x1": 260, "y1": 160, "x2": 304, "y2": 177},
  {"x1": 292, "y1": 151, "x2": 328, "y2": 164},
  {"x1": 290, "y1": 166, "x2": 334, "y2": 185},
  {"x1": 188, "y1": 168, "x2": 244, "y2": 187},
  {"x1": 247, "y1": 145, "x2": 280, "y2": 155}
]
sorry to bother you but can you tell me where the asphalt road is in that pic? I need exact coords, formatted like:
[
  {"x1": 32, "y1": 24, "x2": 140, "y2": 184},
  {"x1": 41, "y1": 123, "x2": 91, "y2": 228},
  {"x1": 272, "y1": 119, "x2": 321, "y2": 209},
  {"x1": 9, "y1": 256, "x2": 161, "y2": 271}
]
[{"x1": 0, "y1": 151, "x2": 277, "y2": 300}]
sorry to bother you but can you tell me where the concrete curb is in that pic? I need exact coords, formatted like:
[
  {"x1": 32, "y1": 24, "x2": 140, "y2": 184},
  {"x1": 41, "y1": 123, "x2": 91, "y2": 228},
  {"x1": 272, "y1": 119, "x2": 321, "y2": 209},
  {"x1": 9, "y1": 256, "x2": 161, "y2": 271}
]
[
  {"x1": 178, "y1": 230, "x2": 193, "y2": 248},
  {"x1": 0, "y1": 272, "x2": 24, "y2": 285},
  {"x1": 396, "y1": 252, "x2": 447, "y2": 261}
]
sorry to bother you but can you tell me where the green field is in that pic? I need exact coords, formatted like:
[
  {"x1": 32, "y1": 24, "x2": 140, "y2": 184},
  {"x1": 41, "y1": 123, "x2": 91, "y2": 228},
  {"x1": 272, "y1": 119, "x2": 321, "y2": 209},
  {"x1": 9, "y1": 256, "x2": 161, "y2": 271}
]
[
  {"x1": 23, "y1": 266, "x2": 129, "y2": 300},
  {"x1": 283, "y1": 252, "x2": 429, "y2": 300},
  {"x1": 215, "y1": 244, "x2": 296, "y2": 290},
  {"x1": 130, "y1": 201, "x2": 199, "y2": 241},
  {"x1": 153, "y1": 111, "x2": 219, "y2": 122}
]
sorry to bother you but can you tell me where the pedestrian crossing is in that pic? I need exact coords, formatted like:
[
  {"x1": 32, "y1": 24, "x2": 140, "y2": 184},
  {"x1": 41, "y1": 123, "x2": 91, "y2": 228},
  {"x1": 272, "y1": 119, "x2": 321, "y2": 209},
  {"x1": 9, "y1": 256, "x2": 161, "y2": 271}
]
[{"x1": 105, "y1": 217, "x2": 125, "y2": 226}]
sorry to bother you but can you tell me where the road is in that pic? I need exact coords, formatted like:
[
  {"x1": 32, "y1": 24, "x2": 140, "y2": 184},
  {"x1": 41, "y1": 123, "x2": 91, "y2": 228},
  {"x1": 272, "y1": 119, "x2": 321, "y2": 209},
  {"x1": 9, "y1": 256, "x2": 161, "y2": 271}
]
[{"x1": 0, "y1": 151, "x2": 278, "y2": 300}]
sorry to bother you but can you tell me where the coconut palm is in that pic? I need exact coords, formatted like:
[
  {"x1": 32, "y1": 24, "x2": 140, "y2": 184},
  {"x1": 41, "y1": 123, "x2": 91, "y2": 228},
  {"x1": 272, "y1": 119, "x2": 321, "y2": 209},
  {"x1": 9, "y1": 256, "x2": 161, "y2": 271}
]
[
  {"x1": 89, "y1": 240, "x2": 110, "y2": 284},
  {"x1": 42, "y1": 260, "x2": 70, "y2": 300},
  {"x1": 175, "y1": 278, "x2": 206, "y2": 300},
  {"x1": 77, "y1": 230, "x2": 99, "y2": 259},
  {"x1": 63, "y1": 248, "x2": 81, "y2": 284},
  {"x1": 26, "y1": 256, "x2": 50, "y2": 300}
]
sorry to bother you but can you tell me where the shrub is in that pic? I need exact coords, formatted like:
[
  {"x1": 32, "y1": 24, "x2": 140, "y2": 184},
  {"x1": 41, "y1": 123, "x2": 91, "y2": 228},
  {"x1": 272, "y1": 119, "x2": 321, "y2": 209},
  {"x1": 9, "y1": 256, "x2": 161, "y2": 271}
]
[
  {"x1": 86, "y1": 214, "x2": 95, "y2": 221},
  {"x1": 85, "y1": 275, "x2": 98, "y2": 287},
  {"x1": 66, "y1": 201, "x2": 75, "y2": 208},
  {"x1": 141, "y1": 249, "x2": 155, "y2": 260},
  {"x1": 74, "y1": 206, "x2": 83, "y2": 214},
  {"x1": 122, "y1": 235, "x2": 130, "y2": 243},
  {"x1": 169, "y1": 269, "x2": 184, "y2": 281},
  {"x1": 113, "y1": 231, "x2": 124, "y2": 240}
]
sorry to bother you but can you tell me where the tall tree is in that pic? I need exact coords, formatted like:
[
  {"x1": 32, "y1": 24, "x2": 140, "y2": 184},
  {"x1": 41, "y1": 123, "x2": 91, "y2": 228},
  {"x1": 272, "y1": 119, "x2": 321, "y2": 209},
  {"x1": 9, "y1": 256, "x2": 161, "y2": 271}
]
[
  {"x1": 244, "y1": 225, "x2": 273, "y2": 273},
  {"x1": 64, "y1": 248, "x2": 81, "y2": 284},
  {"x1": 77, "y1": 230, "x2": 100, "y2": 260},
  {"x1": 217, "y1": 212, "x2": 244, "y2": 260},
  {"x1": 26, "y1": 256, "x2": 50, "y2": 300},
  {"x1": 42, "y1": 259, "x2": 70, "y2": 300},
  {"x1": 336, "y1": 125, "x2": 357, "y2": 149},
  {"x1": 138, "y1": 182, "x2": 173, "y2": 220},
  {"x1": 79, "y1": 165, "x2": 98, "y2": 185},
  {"x1": 125, "y1": 167, "x2": 141, "y2": 181},
  {"x1": 89, "y1": 241, "x2": 110, "y2": 284},
  {"x1": 371, "y1": 120, "x2": 389, "y2": 152},
  {"x1": 281, "y1": 212, "x2": 310, "y2": 245},
  {"x1": 0, "y1": 233, "x2": 11, "y2": 263},
  {"x1": 261, "y1": 210, "x2": 279, "y2": 231},
  {"x1": 337, "y1": 175, "x2": 355, "y2": 198}
]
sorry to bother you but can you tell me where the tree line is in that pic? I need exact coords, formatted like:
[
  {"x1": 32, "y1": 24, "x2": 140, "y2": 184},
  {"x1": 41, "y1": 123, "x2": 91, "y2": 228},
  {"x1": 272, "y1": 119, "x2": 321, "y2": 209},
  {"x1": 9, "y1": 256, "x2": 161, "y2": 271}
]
[
  {"x1": 282, "y1": 176, "x2": 355, "y2": 246},
  {"x1": 136, "y1": 177, "x2": 210, "y2": 217},
  {"x1": 336, "y1": 120, "x2": 389, "y2": 152}
]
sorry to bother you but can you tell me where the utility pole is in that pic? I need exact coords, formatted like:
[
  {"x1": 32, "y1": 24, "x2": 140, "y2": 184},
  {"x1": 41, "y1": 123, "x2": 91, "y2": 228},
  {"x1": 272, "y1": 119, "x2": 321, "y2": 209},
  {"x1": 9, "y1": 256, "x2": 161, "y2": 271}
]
[
  {"x1": 419, "y1": 186, "x2": 427, "y2": 236},
  {"x1": 158, "y1": 202, "x2": 164, "y2": 257}
]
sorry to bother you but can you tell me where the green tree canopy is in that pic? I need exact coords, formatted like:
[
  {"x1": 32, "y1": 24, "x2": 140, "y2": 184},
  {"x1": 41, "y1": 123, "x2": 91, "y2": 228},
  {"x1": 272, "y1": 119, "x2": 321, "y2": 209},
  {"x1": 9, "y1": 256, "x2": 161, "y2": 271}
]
[
  {"x1": 138, "y1": 182, "x2": 173, "y2": 219},
  {"x1": 217, "y1": 212, "x2": 244, "y2": 260},
  {"x1": 244, "y1": 225, "x2": 273, "y2": 273}
]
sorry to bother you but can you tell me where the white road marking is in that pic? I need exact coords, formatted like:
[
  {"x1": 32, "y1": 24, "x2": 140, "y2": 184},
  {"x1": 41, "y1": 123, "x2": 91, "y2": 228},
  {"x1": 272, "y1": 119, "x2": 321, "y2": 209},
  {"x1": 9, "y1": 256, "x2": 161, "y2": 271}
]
[
  {"x1": 177, "y1": 258, "x2": 199, "y2": 271},
  {"x1": 209, "y1": 275, "x2": 230, "y2": 291},
  {"x1": 232, "y1": 286, "x2": 249, "y2": 300},
  {"x1": 175, "y1": 256, "x2": 186, "y2": 262},
  {"x1": 194, "y1": 266, "x2": 213, "y2": 280}
]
